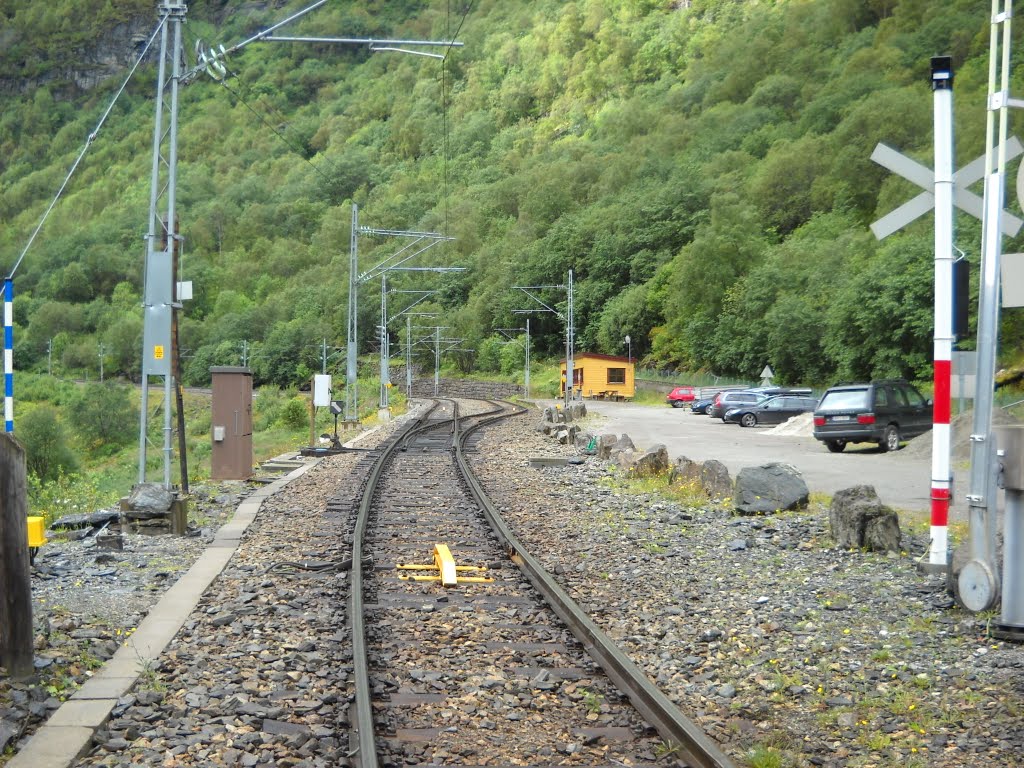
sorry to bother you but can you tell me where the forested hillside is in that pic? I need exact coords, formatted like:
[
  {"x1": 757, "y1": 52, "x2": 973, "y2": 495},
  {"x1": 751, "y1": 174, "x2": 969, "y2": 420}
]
[{"x1": 1, "y1": 0, "x2": 1021, "y2": 388}]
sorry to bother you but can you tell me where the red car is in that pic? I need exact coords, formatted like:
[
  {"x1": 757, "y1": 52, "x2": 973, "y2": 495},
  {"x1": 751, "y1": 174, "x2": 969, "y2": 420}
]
[{"x1": 666, "y1": 386, "x2": 696, "y2": 407}]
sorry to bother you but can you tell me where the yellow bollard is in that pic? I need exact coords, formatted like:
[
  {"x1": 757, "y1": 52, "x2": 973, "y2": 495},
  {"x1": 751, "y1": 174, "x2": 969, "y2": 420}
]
[
  {"x1": 26, "y1": 516, "x2": 46, "y2": 548},
  {"x1": 27, "y1": 516, "x2": 46, "y2": 565}
]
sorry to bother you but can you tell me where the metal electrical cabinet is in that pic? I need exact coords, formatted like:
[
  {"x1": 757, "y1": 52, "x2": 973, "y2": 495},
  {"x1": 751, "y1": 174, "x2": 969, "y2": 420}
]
[{"x1": 210, "y1": 366, "x2": 253, "y2": 480}]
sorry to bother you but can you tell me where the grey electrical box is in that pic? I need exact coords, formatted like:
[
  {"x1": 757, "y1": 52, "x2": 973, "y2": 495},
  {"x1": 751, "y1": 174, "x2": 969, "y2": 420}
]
[
  {"x1": 210, "y1": 366, "x2": 253, "y2": 480},
  {"x1": 997, "y1": 425, "x2": 1024, "y2": 490}
]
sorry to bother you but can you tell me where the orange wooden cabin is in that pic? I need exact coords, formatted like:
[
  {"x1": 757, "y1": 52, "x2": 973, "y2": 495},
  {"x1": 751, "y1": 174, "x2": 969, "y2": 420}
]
[{"x1": 560, "y1": 352, "x2": 635, "y2": 400}]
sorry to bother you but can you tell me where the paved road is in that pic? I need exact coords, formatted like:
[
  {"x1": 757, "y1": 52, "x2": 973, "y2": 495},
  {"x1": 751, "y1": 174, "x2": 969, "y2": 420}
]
[{"x1": 574, "y1": 400, "x2": 970, "y2": 519}]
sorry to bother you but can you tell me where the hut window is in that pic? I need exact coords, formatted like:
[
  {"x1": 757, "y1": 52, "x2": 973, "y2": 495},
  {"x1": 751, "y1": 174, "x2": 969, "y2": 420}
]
[{"x1": 607, "y1": 367, "x2": 626, "y2": 384}]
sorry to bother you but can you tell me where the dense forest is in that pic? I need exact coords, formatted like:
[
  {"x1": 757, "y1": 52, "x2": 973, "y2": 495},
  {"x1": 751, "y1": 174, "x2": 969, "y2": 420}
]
[{"x1": 2, "y1": 0, "x2": 1024, "y2": 389}]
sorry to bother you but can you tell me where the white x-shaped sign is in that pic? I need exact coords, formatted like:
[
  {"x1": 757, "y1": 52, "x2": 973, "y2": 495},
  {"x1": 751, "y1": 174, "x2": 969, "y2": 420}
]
[{"x1": 870, "y1": 138, "x2": 1024, "y2": 239}]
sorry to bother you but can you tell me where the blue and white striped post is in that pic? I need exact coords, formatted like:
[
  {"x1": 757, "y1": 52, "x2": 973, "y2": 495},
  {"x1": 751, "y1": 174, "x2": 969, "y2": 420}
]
[{"x1": 4, "y1": 278, "x2": 13, "y2": 433}]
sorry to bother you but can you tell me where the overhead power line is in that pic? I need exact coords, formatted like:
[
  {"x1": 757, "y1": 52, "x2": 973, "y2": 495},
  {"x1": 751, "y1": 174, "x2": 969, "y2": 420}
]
[{"x1": 7, "y1": 18, "x2": 165, "y2": 279}]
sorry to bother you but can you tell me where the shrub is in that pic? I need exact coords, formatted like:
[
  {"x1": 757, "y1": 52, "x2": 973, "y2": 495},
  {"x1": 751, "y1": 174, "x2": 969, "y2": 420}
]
[
  {"x1": 27, "y1": 471, "x2": 107, "y2": 527},
  {"x1": 277, "y1": 397, "x2": 309, "y2": 429},
  {"x1": 66, "y1": 382, "x2": 138, "y2": 453},
  {"x1": 17, "y1": 405, "x2": 79, "y2": 482}
]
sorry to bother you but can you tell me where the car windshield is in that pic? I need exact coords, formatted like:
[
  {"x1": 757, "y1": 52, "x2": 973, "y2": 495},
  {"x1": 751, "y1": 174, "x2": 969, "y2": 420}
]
[{"x1": 818, "y1": 389, "x2": 869, "y2": 411}]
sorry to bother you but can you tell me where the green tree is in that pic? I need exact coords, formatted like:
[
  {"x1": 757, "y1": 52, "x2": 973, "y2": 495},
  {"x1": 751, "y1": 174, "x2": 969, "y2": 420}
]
[
  {"x1": 18, "y1": 405, "x2": 79, "y2": 482},
  {"x1": 66, "y1": 382, "x2": 138, "y2": 453}
]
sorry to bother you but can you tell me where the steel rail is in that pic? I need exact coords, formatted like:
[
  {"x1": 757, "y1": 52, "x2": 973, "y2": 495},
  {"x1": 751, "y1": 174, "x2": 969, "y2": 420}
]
[
  {"x1": 454, "y1": 406, "x2": 736, "y2": 768},
  {"x1": 349, "y1": 398, "x2": 505, "y2": 767},
  {"x1": 348, "y1": 400, "x2": 444, "y2": 768}
]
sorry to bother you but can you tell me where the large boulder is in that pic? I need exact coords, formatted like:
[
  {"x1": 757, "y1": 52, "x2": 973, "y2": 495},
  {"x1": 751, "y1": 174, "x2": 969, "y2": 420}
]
[
  {"x1": 829, "y1": 485, "x2": 901, "y2": 552},
  {"x1": 596, "y1": 434, "x2": 619, "y2": 459},
  {"x1": 127, "y1": 483, "x2": 173, "y2": 513},
  {"x1": 542, "y1": 406, "x2": 565, "y2": 424},
  {"x1": 671, "y1": 456, "x2": 703, "y2": 486},
  {"x1": 628, "y1": 444, "x2": 669, "y2": 477},
  {"x1": 733, "y1": 463, "x2": 809, "y2": 515},
  {"x1": 614, "y1": 450, "x2": 637, "y2": 471},
  {"x1": 574, "y1": 431, "x2": 597, "y2": 454},
  {"x1": 556, "y1": 424, "x2": 580, "y2": 445},
  {"x1": 700, "y1": 460, "x2": 732, "y2": 501},
  {"x1": 567, "y1": 402, "x2": 587, "y2": 421},
  {"x1": 536, "y1": 419, "x2": 558, "y2": 434},
  {"x1": 609, "y1": 434, "x2": 636, "y2": 460}
]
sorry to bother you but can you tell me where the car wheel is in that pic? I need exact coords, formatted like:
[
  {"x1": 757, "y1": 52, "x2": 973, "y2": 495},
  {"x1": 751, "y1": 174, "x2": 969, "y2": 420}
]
[
  {"x1": 671, "y1": 400, "x2": 683, "y2": 408},
  {"x1": 880, "y1": 425, "x2": 901, "y2": 452},
  {"x1": 825, "y1": 440, "x2": 845, "y2": 453},
  {"x1": 740, "y1": 413, "x2": 757, "y2": 428}
]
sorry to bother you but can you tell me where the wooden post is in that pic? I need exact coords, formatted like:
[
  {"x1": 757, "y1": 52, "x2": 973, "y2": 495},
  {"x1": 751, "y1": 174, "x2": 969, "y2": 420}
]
[{"x1": 0, "y1": 433, "x2": 34, "y2": 678}]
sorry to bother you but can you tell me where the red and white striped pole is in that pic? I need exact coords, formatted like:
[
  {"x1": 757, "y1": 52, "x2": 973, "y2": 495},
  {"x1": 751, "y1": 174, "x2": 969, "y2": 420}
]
[{"x1": 928, "y1": 56, "x2": 955, "y2": 571}]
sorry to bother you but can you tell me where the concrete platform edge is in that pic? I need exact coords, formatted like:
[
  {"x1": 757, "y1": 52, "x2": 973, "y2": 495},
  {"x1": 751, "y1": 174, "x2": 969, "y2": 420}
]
[{"x1": 10, "y1": 458, "x2": 320, "y2": 768}]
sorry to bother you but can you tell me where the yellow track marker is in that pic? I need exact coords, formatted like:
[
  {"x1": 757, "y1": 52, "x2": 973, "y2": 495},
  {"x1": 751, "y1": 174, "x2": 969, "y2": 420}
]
[{"x1": 396, "y1": 543, "x2": 493, "y2": 586}]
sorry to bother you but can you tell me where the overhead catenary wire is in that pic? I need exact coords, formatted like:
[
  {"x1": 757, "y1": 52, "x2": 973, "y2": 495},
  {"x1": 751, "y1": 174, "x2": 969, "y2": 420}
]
[{"x1": 7, "y1": 18, "x2": 166, "y2": 279}]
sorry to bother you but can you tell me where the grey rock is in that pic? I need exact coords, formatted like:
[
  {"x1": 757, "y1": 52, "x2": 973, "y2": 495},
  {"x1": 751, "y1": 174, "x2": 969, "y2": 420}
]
[
  {"x1": 828, "y1": 485, "x2": 901, "y2": 552},
  {"x1": 0, "y1": 719, "x2": 17, "y2": 752},
  {"x1": 733, "y1": 463, "x2": 809, "y2": 515},
  {"x1": 596, "y1": 434, "x2": 619, "y2": 460},
  {"x1": 612, "y1": 449, "x2": 634, "y2": 470},
  {"x1": 261, "y1": 719, "x2": 311, "y2": 736},
  {"x1": 127, "y1": 483, "x2": 174, "y2": 513},
  {"x1": 628, "y1": 444, "x2": 669, "y2": 477},
  {"x1": 574, "y1": 431, "x2": 597, "y2": 453},
  {"x1": 700, "y1": 460, "x2": 732, "y2": 500},
  {"x1": 610, "y1": 434, "x2": 635, "y2": 458},
  {"x1": 825, "y1": 696, "x2": 853, "y2": 707},
  {"x1": 728, "y1": 539, "x2": 748, "y2": 551},
  {"x1": 671, "y1": 456, "x2": 703, "y2": 486}
]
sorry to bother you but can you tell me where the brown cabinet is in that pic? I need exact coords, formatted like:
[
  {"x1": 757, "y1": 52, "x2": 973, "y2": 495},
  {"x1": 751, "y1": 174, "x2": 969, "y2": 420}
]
[{"x1": 210, "y1": 366, "x2": 253, "y2": 480}]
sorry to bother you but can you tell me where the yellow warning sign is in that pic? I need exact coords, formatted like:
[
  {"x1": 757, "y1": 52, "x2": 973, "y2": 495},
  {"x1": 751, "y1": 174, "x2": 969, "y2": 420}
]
[{"x1": 153, "y1": 345, "x2": 165, "y2": 360}]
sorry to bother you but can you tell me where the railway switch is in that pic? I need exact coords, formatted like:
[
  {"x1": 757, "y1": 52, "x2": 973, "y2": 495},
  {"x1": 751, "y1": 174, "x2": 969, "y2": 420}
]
[{"x1": 397, "y1": 543, "x2": 493, "y2": 586}]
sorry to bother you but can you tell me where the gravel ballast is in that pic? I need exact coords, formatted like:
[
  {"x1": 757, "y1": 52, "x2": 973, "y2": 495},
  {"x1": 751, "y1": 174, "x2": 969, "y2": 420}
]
[
  {"x1": 2, "y1": 402, "x2": 1023, "y2": 768},
  {"x1": 470, "y1": 409, "x2": 1024, "y2": 767}
]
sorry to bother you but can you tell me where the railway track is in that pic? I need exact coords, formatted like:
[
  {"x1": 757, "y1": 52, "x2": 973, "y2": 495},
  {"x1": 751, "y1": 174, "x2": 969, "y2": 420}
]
[
  {"x1": 349, "y1": 399, "x2": 733, "y2": 768},
  {"x1": 64, "y1": 398, "x2": 733, "y2": 768}
]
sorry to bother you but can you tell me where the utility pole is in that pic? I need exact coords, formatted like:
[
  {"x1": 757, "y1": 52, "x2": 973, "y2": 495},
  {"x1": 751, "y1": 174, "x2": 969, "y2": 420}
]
[
  {"x1": 497, "y1": 324, "x2": 531, "y2": 397},
  {"x1": 379, "y1": 273, "x2": 390, "y2": 410},
  {"x1": 513, "y1": 271, "x2": 575, "y2": 407},
  {"x1": 960, "y1": 0, "x2": 1024, "y2": 634},
  {"x1": 346, "y1": 204, "x2": 359, "y2": 422},
  {"x1": 98, "y1": 343, "x2": 105, "y2": 382},
  {"x1": 347, "y1": 216, "x2": 455, "y2": 417},
  {"x1": 138, "y1": 0, "x2": 185, "y2": 487},
  {"x1": 434, "y1": 326, "x2": 441, "y2": 396},
  {"x1": 135, "y1": 1, "x2": 463, "y2": 480}
]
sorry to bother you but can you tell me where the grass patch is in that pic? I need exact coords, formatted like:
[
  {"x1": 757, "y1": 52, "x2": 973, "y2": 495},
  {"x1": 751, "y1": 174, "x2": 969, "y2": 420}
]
[{"x1": 600, "y1": 465, "x2": 721, "y2": 511}]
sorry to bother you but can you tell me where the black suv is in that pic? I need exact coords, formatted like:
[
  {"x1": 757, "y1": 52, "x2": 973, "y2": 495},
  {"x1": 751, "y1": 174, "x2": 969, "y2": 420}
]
[{"x1": 812, "y1": 380, "x2": 931, "y2": 453}]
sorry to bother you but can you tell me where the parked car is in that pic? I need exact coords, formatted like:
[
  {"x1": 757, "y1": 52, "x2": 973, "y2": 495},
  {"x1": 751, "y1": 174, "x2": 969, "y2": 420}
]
[
  {"x1": 707, "y1": 390, "x2": 767, "y2": 419},
  {"x1": 812, "y1": 379, "x2": 931, "y2": 453},
  {"x1": 666, "y1": 386, "x2": 697, "y2": 407},
  {"x1": 724, "y1": 395, "x2": 819, "y2": 427},
  {"x1": 690, "y1": 397, "x2": 714, "y2": 414}
]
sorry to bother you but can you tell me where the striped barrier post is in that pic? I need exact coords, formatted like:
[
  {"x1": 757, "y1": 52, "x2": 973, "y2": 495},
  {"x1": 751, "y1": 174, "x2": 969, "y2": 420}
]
[
  {"x1": 4, "y1": 279, "x2": 12, "y2": 433},
  {"x1": 928, "y1": 57, "x2": 954, "y2": 570}
]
